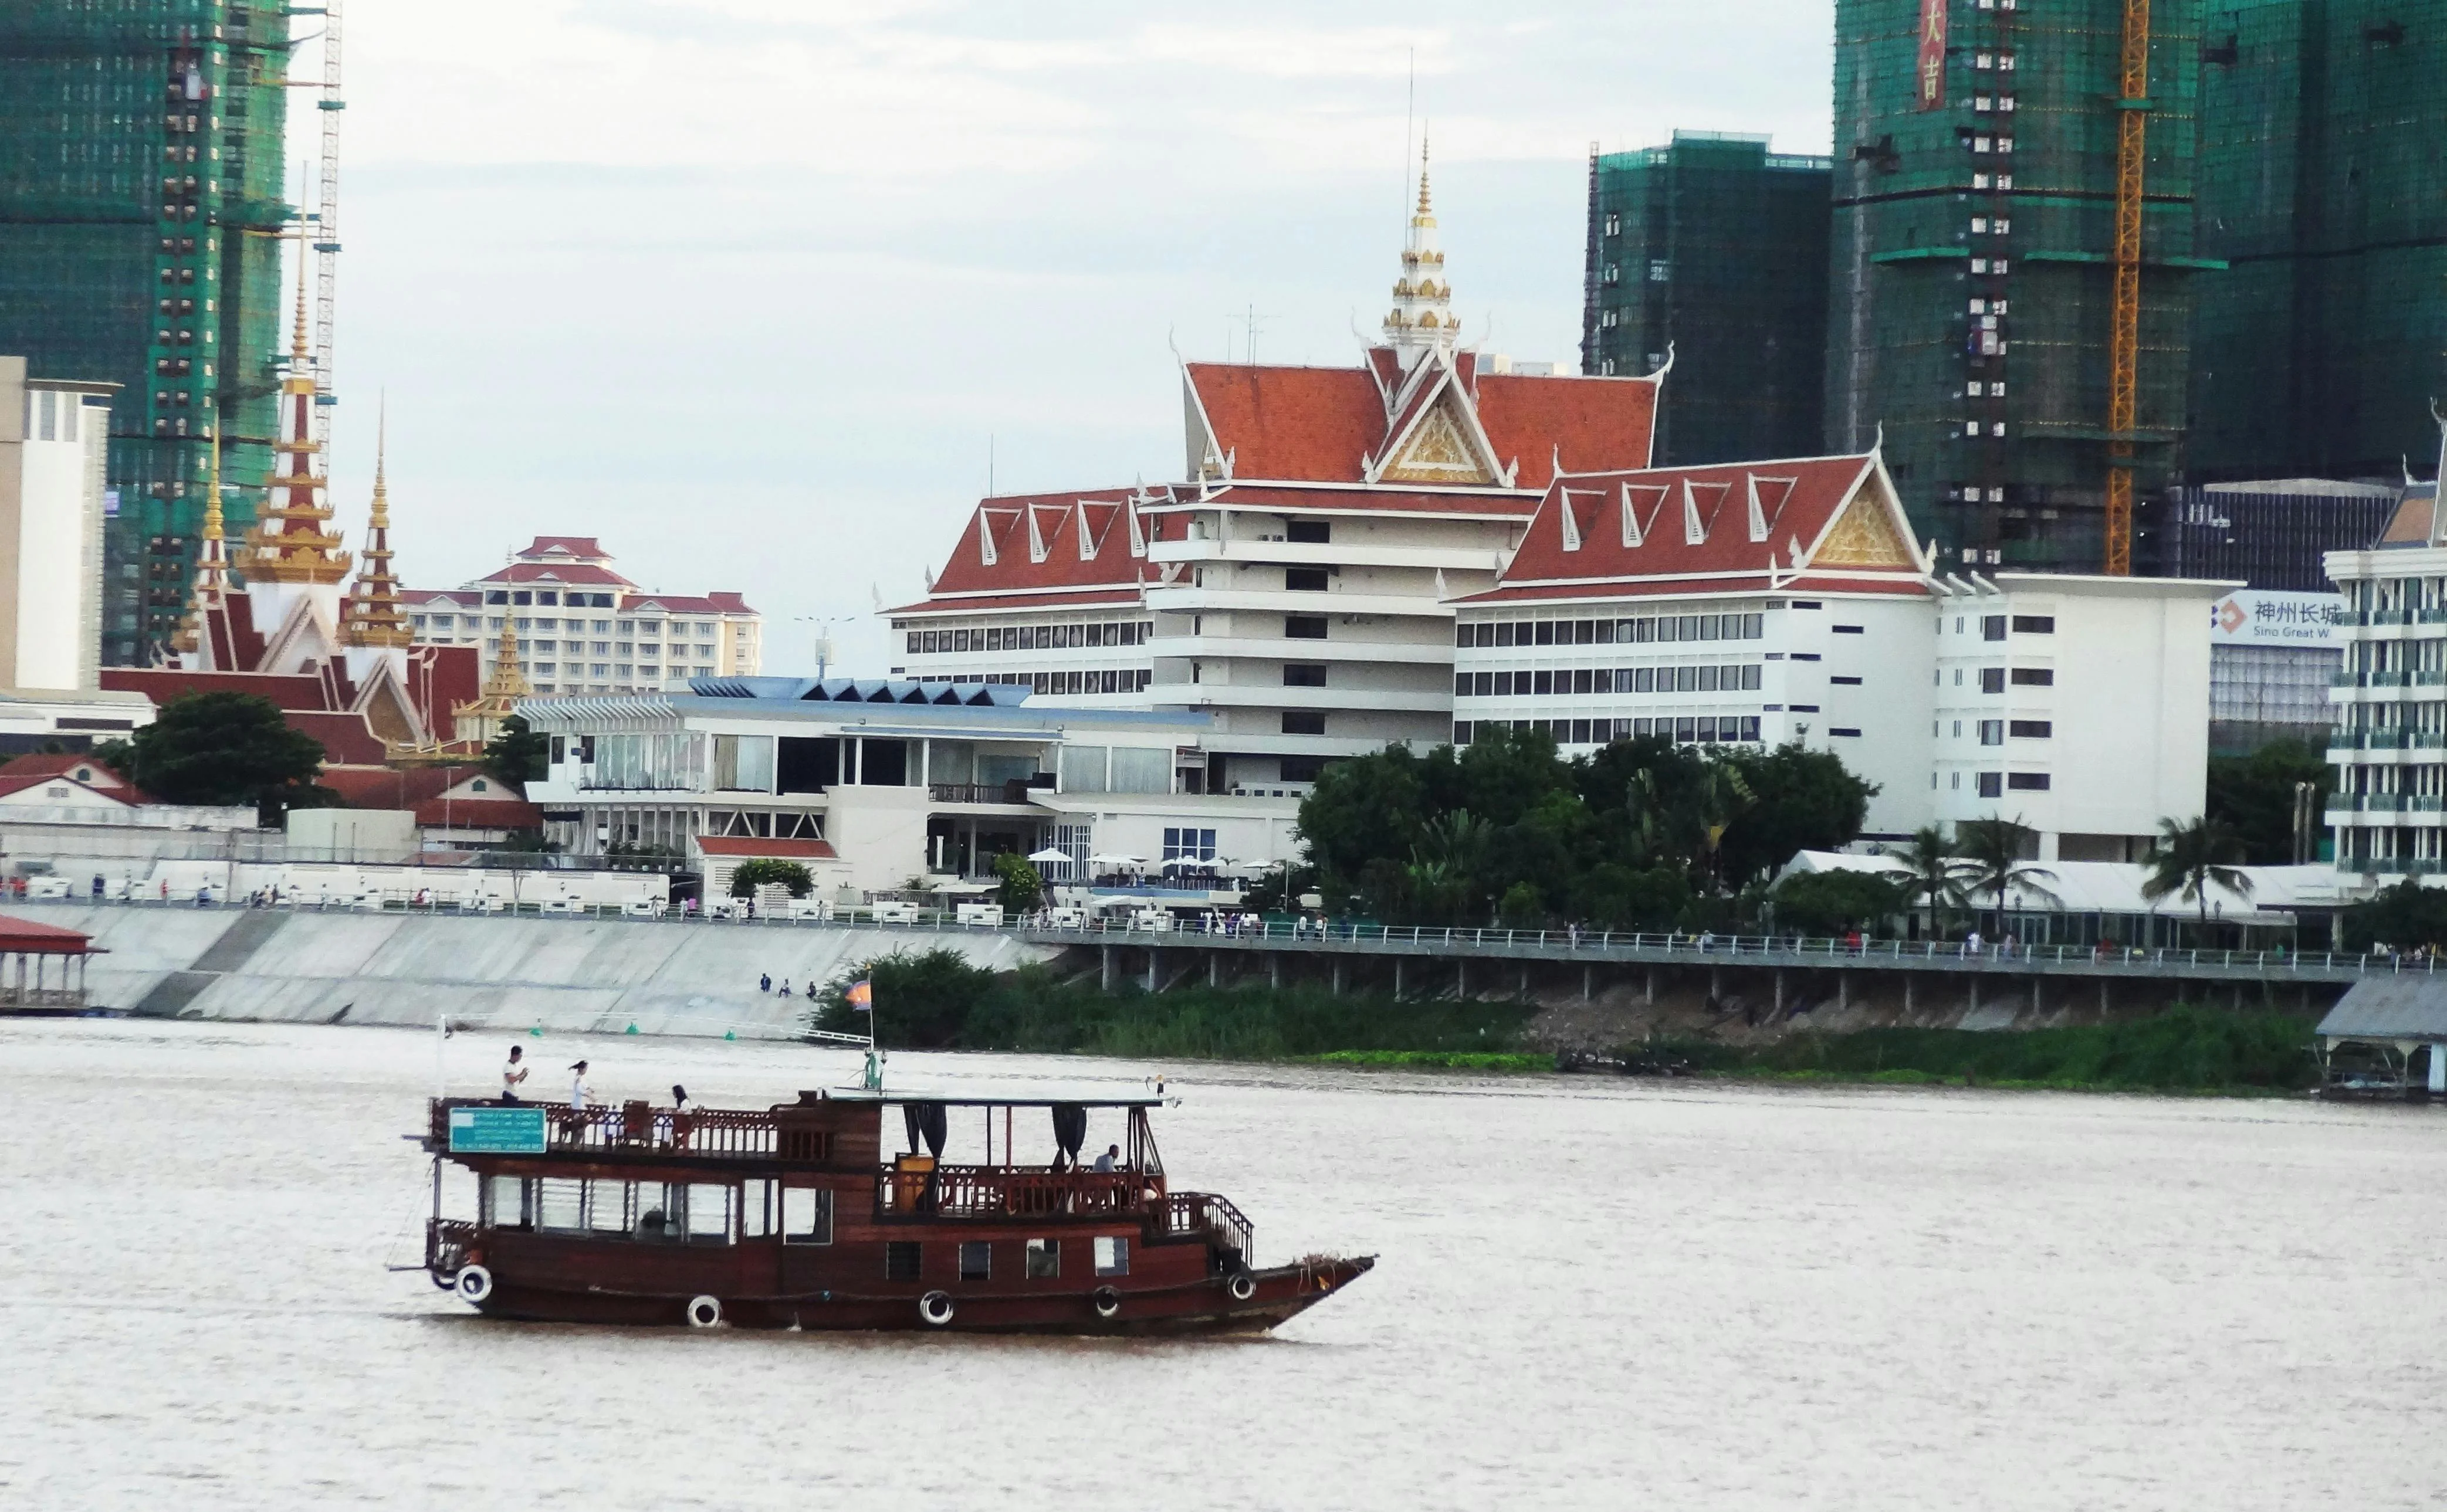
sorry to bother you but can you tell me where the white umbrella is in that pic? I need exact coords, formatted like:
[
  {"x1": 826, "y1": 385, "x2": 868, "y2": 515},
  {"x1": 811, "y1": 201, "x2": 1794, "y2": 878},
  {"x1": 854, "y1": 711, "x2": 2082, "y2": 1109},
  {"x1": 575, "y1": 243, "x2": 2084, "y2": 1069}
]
[
  {"x1": 1087, "y1": 854, "x2": 1144, "y2": 868},
  {"x1": 1025, "y1": 847, "x2": 1071, "y2": 864}
]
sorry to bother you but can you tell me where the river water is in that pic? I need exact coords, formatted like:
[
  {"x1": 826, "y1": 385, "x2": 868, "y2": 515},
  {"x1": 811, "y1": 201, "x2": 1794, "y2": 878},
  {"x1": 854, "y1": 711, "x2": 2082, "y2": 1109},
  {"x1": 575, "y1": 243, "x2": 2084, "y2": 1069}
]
[{"x1": 4, "y1": 1018, "x2": 2443, "y2": 1510}]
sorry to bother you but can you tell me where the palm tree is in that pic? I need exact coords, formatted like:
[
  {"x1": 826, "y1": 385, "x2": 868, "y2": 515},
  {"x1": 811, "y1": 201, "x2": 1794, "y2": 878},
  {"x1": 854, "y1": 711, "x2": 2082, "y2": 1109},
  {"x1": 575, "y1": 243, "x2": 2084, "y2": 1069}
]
[
  {"x1": 1693, "y1": 762, "x2": 1755, "y2": 889},
  {"x1": 1886, "y1": 825, "x2": 1975, "y2": 937},
  {"x1": 2142, "y1": 814, "x2": 2253, "y2": 944},
  {"x1": 1953, "y1": 816, "x2": 2059, "y2": 938}
]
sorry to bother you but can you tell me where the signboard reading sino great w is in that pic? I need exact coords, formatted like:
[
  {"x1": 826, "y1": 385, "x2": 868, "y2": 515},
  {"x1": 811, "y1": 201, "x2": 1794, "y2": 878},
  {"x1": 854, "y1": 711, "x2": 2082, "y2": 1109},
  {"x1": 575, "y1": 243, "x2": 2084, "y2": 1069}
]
[
  {"x1": 2209, "y1": 590, "x2": 2345, "y2": 647},
  {"x1": 1917, "y1": 0, "x2": 1948, "y2": 110}
]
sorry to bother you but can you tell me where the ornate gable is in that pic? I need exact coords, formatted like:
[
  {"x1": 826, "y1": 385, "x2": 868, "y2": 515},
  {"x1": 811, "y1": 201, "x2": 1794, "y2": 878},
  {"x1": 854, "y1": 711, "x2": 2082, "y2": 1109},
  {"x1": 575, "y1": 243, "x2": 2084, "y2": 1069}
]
[
  {"x1": 1380, "y1": 403, "x2": 1494, "y2": 485},
  {"x1": 1812, "y1": 485, "x2": 1916, "y2": 568}
]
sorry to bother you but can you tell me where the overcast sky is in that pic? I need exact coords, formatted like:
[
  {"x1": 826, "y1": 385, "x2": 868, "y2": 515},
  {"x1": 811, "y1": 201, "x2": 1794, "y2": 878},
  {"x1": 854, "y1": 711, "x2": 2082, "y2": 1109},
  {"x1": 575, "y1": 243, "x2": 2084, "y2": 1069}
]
[{"x1": 320, "y1": 0, "x2": 1835, "y2": 672}]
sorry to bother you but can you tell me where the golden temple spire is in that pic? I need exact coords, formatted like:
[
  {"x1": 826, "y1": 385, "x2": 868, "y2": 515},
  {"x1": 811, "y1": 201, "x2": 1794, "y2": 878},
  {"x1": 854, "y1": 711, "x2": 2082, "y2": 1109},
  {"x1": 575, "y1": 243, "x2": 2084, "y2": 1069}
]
[
  {"x1": 1416, "y1": 134, "x2": 1433, "y2": 220},
  {"x1": 452, "y1": 612, "x2": 532, "y2": 745},
  {"x1": 239, "y1": 249, "x2": 350, "y2": 585},
  {"x1": 340, "y1": 398, "x2": 412, "y2": 648},
  {"x1": 173, "y1": 433, "x2": 232, "y2": 656}
]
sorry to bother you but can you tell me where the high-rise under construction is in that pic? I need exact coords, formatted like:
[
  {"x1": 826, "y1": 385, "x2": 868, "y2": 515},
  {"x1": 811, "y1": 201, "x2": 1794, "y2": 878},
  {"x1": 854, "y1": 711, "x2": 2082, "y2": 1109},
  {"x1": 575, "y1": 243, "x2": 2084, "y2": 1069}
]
[
  {"x1": 2190, "y1": 0, "x2": 2447, "y2": 483},
  {"x1": 1825, "y1": 0, "x2": 2205, "y2": 570},
  {"x1": 0, "y1": 1, "x2": 290, "y2": 667},
  {"x1": 1581, "y1": 133, "x2": 1832, "y2": 466}
]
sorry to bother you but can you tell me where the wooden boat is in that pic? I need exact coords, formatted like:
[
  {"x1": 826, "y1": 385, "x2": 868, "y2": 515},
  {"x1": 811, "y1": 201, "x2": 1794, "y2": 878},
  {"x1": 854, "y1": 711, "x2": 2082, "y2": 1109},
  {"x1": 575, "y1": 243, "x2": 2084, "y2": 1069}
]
[{"x1": 417, "y1": 1086, "x2": 1375, "y2": 1334}]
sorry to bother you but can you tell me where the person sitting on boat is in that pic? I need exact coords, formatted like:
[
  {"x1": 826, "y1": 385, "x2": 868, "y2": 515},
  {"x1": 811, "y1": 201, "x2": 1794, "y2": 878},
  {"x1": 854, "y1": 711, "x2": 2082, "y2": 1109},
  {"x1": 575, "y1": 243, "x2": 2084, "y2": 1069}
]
[
  {"x1": 569, "y1": 1060, "x2": 592, "y2": 1110},
  {"x1": 777, "y1": 978, "x2": 793, "y2": 997},
  {"x1": 502, "y1": 1045, "x2": 529, "y2": 1103},
  {"x1": 1092, "y1": 1143, "x2": 1119, "y2": 1173}
]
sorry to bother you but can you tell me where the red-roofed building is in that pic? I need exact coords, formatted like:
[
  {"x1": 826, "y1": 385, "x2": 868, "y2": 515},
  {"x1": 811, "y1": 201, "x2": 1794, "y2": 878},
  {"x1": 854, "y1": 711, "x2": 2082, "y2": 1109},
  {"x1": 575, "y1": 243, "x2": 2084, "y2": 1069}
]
[
  {"x1": 892, "y1": 152, "x2": 1666, "y2": 793},
  {"x1": 316, "y1": 763, "x2": 543, "y2": 846},
  {"x1": 401, "y1": 537, "x2": 759, "y2": 698}
]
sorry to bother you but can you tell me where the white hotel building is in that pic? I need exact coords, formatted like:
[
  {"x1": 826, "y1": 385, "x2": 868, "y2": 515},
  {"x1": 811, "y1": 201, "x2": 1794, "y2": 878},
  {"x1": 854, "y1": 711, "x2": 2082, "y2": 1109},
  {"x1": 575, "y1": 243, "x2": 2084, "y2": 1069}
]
[
  {"x1": 1453, "y1": 449, "x2": 2233, "y2": 857},
  {"x1": 2324, "y1": 478, "x2": 2447, "y2": 880}
]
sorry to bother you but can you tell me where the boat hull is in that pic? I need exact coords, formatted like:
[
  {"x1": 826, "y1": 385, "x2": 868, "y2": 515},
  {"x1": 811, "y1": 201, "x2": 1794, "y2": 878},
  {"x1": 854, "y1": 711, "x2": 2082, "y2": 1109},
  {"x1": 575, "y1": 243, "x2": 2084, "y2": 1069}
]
[{"x1": 448, "y1": 1256, "x2": 1375, "y2": 1336}]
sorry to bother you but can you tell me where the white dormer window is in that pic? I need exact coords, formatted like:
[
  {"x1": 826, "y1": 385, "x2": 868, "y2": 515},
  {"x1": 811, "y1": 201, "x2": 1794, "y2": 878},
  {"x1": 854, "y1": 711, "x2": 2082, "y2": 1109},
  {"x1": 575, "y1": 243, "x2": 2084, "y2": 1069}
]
[{"x1": 1682, "y1": 480, "x2": 1707, "y2": 545}]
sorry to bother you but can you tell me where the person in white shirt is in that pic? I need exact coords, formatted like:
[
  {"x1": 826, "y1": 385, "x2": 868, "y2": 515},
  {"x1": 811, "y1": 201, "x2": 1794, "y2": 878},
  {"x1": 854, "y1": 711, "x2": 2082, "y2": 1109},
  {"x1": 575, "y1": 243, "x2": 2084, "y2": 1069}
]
[
  {"x1": 568, "y1": 1060, "x2": 592, "y2": 1110},
  {"x1": 502, "y1": 1045, "x2": 529, "y2": 1103}
]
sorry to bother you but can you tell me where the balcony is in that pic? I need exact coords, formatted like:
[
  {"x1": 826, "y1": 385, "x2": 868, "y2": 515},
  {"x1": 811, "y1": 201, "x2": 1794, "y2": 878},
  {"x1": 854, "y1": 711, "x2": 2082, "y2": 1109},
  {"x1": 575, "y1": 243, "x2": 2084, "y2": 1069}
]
[{"x1": 928, "y1": 781, "x2": 1043, "y2": 806}]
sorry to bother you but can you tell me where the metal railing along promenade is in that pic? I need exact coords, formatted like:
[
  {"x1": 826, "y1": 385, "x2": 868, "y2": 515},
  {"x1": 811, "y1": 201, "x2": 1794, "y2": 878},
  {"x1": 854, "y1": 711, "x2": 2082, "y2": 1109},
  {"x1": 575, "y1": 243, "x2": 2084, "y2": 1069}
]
[{"x1": 4, "y1": 895, "x2": 2388, "y2": 985}]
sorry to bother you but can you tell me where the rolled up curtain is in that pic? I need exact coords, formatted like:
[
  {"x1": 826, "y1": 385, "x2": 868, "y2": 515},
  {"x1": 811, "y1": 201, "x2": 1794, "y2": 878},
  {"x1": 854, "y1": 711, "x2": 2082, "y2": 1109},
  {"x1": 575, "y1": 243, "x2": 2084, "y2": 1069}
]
[{"x1": 1051, "y1": 1102, "x2": 1087, "y2": 1160}]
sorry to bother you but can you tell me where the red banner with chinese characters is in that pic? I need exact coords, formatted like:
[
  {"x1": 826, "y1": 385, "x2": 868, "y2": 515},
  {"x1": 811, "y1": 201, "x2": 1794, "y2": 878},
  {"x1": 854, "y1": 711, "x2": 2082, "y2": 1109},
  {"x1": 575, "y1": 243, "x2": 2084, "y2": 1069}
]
[{"x1": 1916, "y1": 0, "x2": 1948, "y2": 110}]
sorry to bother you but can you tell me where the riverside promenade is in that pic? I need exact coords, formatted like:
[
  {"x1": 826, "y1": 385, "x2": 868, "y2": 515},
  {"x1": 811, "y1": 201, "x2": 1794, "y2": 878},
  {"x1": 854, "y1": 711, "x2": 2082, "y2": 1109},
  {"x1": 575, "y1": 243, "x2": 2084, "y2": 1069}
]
[{"x1": 0, "y1": 897, "x2": 2391, "y2": 1029}]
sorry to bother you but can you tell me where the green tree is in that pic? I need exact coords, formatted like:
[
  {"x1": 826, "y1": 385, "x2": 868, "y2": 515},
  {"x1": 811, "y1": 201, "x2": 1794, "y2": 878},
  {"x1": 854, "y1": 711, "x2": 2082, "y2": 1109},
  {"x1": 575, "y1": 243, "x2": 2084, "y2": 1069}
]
[
  {"x1": 1496, "y1": 881, "x2": 1546, "y2": 928},
  {"x1": 1771, "y1": 869, "x2": 1910, "y2": 935},
  {"x1": 993, "y1": 850, "x2": 1044, "y2": 912},
  {"x1": 810, "y1": 947, "x2": 996, "y2": 1046},
  {"x1": 2206, "y1": 738, "x2": 2331, "y2": 863},
  {"x1": 2341, "y1": 880, "x2": 2447, "y2": 951},
  {"x1": 121, "y1": 691, "x2": 325, "y2": 808},
  {"x1": 1716, "y1": 740, "x2": 1880, "y2": 885},
  {"x1": 484, "y1": 713, "x2": 551, "y2": 795},
  {"x1": 1886, "y1": 825, "x2": 1976, "y2": 937},
  {"x1": 1295, "y1": 743, "x2": 1431, "y2": 884},
  {"x1": 2141, "y1": 814, "x2": 2254, "y2": 937},
  {"x1": 1954, "y1": 816, "x2": 2058, "y2": 936},
  {"x1": 729, "y1": 858, "x2": 813, "y2": 898}
]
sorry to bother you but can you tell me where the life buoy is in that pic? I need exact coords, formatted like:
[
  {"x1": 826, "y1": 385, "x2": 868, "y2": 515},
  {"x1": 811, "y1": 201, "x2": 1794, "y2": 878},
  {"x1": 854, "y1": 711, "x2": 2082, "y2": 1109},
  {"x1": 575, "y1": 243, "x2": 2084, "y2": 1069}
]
[
  {"x1": 456, "y1": 1264, "x2": 493, "y2": 1303},
  {"x1": 1091, "y1": 1285, "x2": 1121, "y2": 1319},
  {"x1": 919, "y1": 1290, "x2": 956, "y2": 1327},
  {"x1": 1228, "y1": 1272, "x2": 1257, "y2": 1302},
  {"x1": 686, "y1": 1295, "x2": 722, "y2": 1328}
]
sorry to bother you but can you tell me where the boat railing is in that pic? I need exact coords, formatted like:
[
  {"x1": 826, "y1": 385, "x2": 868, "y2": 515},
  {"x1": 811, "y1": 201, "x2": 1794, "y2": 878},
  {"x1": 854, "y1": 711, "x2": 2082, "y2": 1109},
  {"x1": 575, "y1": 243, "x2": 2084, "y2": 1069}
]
[
  {"x1": 876, "y1": 1164, "x2": 1155, "y2": 1220},
  {"x1": 1161, "y1": 1191, "x2": 1256, "y2": 1266},
  {"x1": 427, "y1": 1097, "x2": 779, "y2": 1159},
  {"x1": 428, "y1": 1217, "x2": 478, "y2": 1272}
]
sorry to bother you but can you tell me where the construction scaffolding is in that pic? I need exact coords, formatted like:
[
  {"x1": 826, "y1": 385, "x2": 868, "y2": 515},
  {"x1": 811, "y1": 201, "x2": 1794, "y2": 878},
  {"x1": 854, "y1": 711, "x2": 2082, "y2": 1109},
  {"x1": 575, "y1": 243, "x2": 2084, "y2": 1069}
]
[
  {"x1": 1826, "y1": 0, "x2": 2204, "y2": 571},
  {"x1": 1581, "y1": 132, "x2": 1833, "y2": 465},
  {"x1": 2190, "y1": 0, "x2": 2447, "y2": 484},
  {"x1": 0, "y1": 0, "x2": 291, "y2": 666}
]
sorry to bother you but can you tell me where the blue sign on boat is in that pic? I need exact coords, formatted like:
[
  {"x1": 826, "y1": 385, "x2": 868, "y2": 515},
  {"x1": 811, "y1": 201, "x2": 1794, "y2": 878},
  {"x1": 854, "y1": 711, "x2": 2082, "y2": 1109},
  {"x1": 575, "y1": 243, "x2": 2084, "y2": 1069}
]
[{"x1": 448, "y1": 1105, "x2": 547, "y2": 1154}]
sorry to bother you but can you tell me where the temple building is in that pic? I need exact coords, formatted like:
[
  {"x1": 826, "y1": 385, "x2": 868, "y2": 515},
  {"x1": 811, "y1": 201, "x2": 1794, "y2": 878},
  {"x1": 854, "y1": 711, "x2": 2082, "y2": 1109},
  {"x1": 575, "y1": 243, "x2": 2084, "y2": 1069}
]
[
  {"x1": 103, "y1": 277, "x2": 480, "y2": 768},
  {"x1": 400, "y1": 537, "x2": 761, "y2": 697},
  {"x1": 892, "y1": 148, "x2": 1666, "y2": 794}
]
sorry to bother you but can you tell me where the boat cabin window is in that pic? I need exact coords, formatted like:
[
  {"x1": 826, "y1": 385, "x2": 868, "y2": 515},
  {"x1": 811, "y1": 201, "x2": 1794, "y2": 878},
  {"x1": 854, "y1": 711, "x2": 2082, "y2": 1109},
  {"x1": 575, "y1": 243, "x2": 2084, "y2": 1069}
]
[
  {"x1": 537, "y1": 1178, "x2": 587, "y2": 1233},
  {"x1": 742, "y1": 1179, "x2": 774, "y2": 1239},
  {"x1": 959, "y1": 1242, "x2": 991, "y2": 1281},
  {"x1": 885, "y1": 1241, "x2": 922, "y2": 1281},
  {"x1": 1094, "y1": 1236, "x2": 1129, "y2": 1277},
  {"x1": 588, "y1": 1179, "x2": 629, "y2": 1235},
  {"x1": 483, "y1": 1174, "x2": 530, "y2": 1229},
  {"x1": 783, "y1": 1186, "x2": 834, "y2": 1246},
  {"x1": 1026, "y1": 1238, "x2": 1060, "y2": 1279},
  {"x1": 685, "y1": 1183, "x2": 733, "y2": 1244}
]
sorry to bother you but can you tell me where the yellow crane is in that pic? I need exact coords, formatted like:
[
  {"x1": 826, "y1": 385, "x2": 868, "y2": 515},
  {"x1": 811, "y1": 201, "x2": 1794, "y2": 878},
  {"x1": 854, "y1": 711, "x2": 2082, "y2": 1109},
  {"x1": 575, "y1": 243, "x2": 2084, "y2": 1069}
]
[{"x1": 2104, "y1": 0, "x2": 2150, "y2": 575}]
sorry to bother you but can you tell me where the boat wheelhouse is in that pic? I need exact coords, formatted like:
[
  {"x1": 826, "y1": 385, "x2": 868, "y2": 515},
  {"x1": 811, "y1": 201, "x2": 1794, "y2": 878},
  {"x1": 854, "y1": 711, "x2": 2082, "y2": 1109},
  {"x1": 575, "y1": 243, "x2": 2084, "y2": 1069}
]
[{"x1": 418, "y1": 1087, "x2": 1372, "y2": 1334}]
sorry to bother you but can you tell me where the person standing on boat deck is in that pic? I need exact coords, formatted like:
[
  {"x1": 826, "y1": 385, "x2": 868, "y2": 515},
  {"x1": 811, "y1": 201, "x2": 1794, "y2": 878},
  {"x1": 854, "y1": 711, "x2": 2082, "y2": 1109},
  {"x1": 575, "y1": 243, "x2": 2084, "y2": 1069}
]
[
  {"x1": 1093, "y1": 1144, "x2": 1119, "y2": 1173},
  {"x1": 502, "y1": 1045, "x2": 529, "y2": 1103},
  {"x1": 569, "y1": 1060, "x2": 592, "y2": 1110},
  {"x1": 759, "y1": 972, "x2": 771, "y2": 993}
]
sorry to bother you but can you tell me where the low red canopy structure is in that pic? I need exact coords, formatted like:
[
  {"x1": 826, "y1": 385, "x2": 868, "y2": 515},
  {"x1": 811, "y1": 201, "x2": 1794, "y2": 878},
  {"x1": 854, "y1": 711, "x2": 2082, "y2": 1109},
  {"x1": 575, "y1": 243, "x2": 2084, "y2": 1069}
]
[{"x1": 0, "y1": 914, "x2": 99, "y2": 1010}]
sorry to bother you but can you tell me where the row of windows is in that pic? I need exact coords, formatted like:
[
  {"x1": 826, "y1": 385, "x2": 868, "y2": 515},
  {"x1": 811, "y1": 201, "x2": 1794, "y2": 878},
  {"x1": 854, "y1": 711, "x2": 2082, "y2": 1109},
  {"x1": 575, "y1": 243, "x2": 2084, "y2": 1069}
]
[
  {"x1": 485, "y1": 589, "x2": 616, "y2": 609},
  {"x1": 1951, "y1": 718, "x2": 2055, "y2": 744},
  {"x1": 1457, "y1": 612, "x2": 1771, "y2": 649},
  {"x1": 1944, "y1": 771, "x2": 2052, "y2": 796},
  {"x1": 1457, "y1": 665, "x2": 1766, "y2": 698},
  {"x1": 1945, "y1": 614, "x2": 2055, "y2": 640},
  {"x1": 1942, "y1": 666, "x2": 2056, "y2": 693},
  {"x1": 1456, "y1": 716, "x2": 1766, "y2": 747},
  {"x1": 909, "y1": 621, "x2": 1153, "y2": 656},
  {"x1": 485, "y1": 1177, "x2": 830, "y2": 1246},
  {"x1": 414, "y1": 613, "x2": 721, "y2": 638},
  {"x1": 1162, "y1": 827, "x2": 1217, "y2": 862},
  {"x1": 907, "y1": 1236, "x2": 1130, "y2": 1283}
]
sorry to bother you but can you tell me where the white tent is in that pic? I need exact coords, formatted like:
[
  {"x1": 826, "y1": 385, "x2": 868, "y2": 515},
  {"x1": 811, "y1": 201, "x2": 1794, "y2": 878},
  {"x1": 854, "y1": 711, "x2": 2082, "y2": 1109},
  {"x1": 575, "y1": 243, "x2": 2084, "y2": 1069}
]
[{"x1": 1025, "y1": 847, "x2": 1072, "y2": 865}]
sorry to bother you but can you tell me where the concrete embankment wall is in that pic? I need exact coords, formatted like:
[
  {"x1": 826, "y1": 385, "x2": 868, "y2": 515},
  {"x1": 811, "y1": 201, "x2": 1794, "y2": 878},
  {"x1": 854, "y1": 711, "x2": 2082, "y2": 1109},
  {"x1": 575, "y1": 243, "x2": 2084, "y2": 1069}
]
[{"x1": 3, "y1": 904, "x2": 1054, "y2": 1040}]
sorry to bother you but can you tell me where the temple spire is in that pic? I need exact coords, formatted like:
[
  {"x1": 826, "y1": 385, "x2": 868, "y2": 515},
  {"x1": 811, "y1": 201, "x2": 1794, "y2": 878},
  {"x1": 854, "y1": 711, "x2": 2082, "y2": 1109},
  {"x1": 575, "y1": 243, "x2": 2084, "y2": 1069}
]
[
  {"x1": 172, "y1": 433, "x2": 232, "y2": 657},
  {"x1": 451, "y1": 614, "x2": 532, "y2": 747},
  {"x1": 239, "y1": 253, "x2": 350, "y2": 586},
  {"x1": 1382, "y1": 134, "x2": 1453, "y2": 368},
  {"x1": 340, "y1": 399, "x2": 412, "y2": 648}
]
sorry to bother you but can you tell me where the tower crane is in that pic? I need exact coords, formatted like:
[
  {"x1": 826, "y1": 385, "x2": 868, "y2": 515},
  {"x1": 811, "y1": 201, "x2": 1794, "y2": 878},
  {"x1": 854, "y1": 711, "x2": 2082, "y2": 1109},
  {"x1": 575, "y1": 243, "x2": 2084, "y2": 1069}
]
[{"x1": 2103, "y1": 0, "x2": 2149, "y2": 575}]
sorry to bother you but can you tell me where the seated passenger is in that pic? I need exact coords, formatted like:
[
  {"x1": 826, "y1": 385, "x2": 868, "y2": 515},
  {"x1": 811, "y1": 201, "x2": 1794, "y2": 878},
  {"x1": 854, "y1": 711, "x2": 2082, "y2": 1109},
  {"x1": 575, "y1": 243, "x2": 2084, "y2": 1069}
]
[{"x1": 1092, "y1": 1143, "x2": 1119, "y2": 1173}]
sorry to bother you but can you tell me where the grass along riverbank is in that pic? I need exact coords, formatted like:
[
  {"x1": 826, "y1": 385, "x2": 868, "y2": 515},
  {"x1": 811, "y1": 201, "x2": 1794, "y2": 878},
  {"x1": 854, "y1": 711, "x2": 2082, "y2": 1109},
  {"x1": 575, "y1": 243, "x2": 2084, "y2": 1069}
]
[{"x1": 810, "y1": 951, "x2": 2320, "y2": 1094}]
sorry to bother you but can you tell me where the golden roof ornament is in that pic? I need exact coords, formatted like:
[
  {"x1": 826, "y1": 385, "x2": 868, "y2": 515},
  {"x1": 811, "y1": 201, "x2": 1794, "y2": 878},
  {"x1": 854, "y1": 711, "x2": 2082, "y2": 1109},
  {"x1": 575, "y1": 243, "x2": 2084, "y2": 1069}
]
[
  {"x1": 340, "y1": 401, "x2": 414, "y2": 648},
  {"x1": 239, "y1": 256, "x2": 351, "y2": 585}
]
